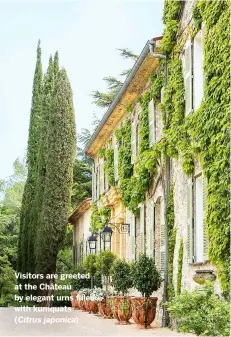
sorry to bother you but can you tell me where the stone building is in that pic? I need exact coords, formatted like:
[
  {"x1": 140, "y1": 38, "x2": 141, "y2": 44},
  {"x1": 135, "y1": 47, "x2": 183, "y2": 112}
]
[{"x1": 72, "y1": 0, "x2": 224, "y2": 319}]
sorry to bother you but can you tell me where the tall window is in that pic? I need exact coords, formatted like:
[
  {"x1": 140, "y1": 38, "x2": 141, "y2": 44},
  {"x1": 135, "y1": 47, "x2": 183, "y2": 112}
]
[
  {"x1": 187, "y1": 174, "x2": 208, "y2": 264},
  {"x1": 183, "y1": 28, "x2": 204, "y2": 116},
  {"x1": 148, "y1": 98, "x2": 156, "y2": 146}
]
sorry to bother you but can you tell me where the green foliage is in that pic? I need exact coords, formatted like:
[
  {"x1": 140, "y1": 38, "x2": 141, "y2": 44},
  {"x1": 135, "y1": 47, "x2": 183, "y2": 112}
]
[
  {"x1": 72, "y1": 265, "x2": 91, "y2": 291},
  {"x1": 90, "y1": 203, "x2": 103, "y2": 233},
  {"x1": 35, "y1": 68, "x2": 76, "y2": 276},
  {"x1": 167, "y1": 282, "x2": 230, "y2": 336},
  {"x1": 99, "y1": 205, "x2": 111, "y2": 226},
  {"x1": 83, "y1": 254, "x2": 97, "y2": 277},
  {"x1": 176, "y1": 239, "x2": 183, "y2": 295},
  {"x1": 18, "y1": 40, "x2": 43, "y2": 275},
  {"x1": 98, "y1": 148, "x2": 105, "y2": 158},
  {"x1": 167, "y1": 185, "x2": 176, "y2": 300},
  {"x1": 95, "y1": 250, "x2": 116, "y2": 276},
  {"x1": 111, "y1": 259, "x2": 132, "y2": 296},
  {"x1": 132, "y1": 254, "x2": 161, "y2": 297},
  {"x1": 104, "y1": 148, "x2": 115, "y2": 186},
  {"x1": 72, "y1": 152, "x2": 92, "y2": 208}
]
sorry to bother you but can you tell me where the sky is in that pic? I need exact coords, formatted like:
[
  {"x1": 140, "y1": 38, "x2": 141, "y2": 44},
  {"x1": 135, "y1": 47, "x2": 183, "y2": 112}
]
[{"x1": 0, "y1": 0, "x2": 164, "y2": 180}]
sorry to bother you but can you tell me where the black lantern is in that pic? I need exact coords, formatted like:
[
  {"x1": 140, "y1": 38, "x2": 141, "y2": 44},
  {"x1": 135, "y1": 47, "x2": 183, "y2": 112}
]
[
  {"x1": 87, "y1": 234, "x2": 97, "y2": 254},
  {"x1": 100, "y1": 225, "x2": 113, "y2": 251}
]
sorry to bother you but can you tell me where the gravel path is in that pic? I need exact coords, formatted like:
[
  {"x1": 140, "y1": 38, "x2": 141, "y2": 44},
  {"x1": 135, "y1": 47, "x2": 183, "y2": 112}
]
[{"x1": 0, "y1": 307, "x2": 191, "y2": 336}]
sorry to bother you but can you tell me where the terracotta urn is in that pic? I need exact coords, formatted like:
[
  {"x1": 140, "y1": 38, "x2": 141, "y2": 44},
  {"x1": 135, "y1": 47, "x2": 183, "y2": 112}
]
[
  {"x1": 85, "y1": 300, "x2": 91, "y2": 313},
  {"x1": 130, "y1": 297, "x2": 158, "y2": 329},
  {"x1": 71, "y1": 291, "x2": 78, "y2": 309},
  {"x1": 116, "y1": 296, "x2": 132, "y2": 325},
  {"x1": 193, "y1": 270, "x2": 216, "y2": 285},
  {"x1": 98, "y1": 297, "x2": 106, "y2": 317},
  {"x1": 104, "y1": 297, "x2": 113, "y2": 318},
  {"x1": 107, "y1": 296, "x2": 119, "y2": 322},
  {"x1": 89, "y1": 300, "x2": 98, "y2": 314}
]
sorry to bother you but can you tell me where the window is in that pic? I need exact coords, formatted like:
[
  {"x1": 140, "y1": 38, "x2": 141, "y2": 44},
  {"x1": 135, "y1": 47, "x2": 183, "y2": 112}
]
[
  {"x1": 99, "y1": 159, "x2": 105, "y2": 196},
  {"x1": 193, "y1": 30, "x2": 203, "y2": 111},
  {"x1": 148, "y1": 99, "x2": 156, "y2": 146},
  {"x1": 183, "y1": 28, "x2": 204, "y2": 116},
  {"x1": 187, "y1": 174, "x2": 208, "y2": 264}
]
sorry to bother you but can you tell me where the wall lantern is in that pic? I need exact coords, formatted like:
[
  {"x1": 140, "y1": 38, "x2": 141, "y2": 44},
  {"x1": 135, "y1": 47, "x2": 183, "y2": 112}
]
[
  {"x1": 100, "y1": 221, "x2": 130, "y2": 252},
  {"x1": 87, "y1": 234, "x2": 97, "y2": 254}
]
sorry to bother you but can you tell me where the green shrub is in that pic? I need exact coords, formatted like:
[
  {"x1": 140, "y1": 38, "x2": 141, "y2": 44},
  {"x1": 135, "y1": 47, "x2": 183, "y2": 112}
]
[
  {"x1": 132, "y1": 254, "x2": 162, "y2": 298},
  {"x1": 95, "y1": 250, "x2": 116, "y2": 276},
  {"x1": 111, "y1": 259, "x2": 132, "y2": 296},
  {"x1": 83, "y1": 254, "x2": 97, "y2": 277},
  {"x1": 166, "y1": 282, "x2": 230, "y2": 336}
]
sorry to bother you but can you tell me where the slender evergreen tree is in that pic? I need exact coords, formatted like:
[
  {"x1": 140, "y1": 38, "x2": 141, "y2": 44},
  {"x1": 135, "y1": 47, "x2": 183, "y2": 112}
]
[
  {"x1": 35, "y1": 68, "x2": 76, "y2": 282},
  {"x1": 17, "y1": 40, "x2": 43, "y2": 276}
]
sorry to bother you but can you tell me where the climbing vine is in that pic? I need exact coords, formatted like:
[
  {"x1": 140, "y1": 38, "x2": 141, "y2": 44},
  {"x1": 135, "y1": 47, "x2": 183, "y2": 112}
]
[
  {"x1": 167, "y1": 185, "x2": 176, "y2": 300},
  {"x1": 176, "y1": 239, "x2": 183, "y2": 296},
  {"x1": 104, "y1": 148, "x2": 115, "y2": 186},
  {"x1": 90, "y1": 203, "x2": 111, "y2": 233}
]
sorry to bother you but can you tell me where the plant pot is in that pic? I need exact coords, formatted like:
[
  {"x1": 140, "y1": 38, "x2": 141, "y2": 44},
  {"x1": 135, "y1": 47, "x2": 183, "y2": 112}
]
[
  {"x1": 130, "y1": 297, "x2": 158, "y2": 329},
  {"x1": 85, "y1": 300, "x2": 91, "y2": 313},
  {"x1": 89, "y1": 300, "x2": 98, "y2": 314},
  {"x1": 104, "y1": 297, "x2": 113, "y2": 319},
  {"x1": 107, "y1": 296, "x2": 119, "y2": 322},
  {"x1": 117, "y1": 296, "x2": 132, "y2": 325},
  {"x1": 71, "y1": 291, "x2": 78, "y2": 309},
  {"x1": 193, "y1": 270, "x2": 216, "y2": 285},
  {"x1": 98, "y1": 297, "x2": 106, "y2": 317}
]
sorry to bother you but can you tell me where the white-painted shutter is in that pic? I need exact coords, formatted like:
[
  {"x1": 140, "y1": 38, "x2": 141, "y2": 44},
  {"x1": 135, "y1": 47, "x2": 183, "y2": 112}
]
[
  {"x1": 140, "y1": 205, "x2": 145, "y2": 253},
  {"x1": 148, "y1": 99, "x2": 155, "y2": 147},
  {"x1": 131, "y1": 213, "x2": 136, "y2": 260},
  {"x1": 184, "y1": 39, "x2": 193, "y2": 116},
  {"x1": 203, "y1": 176, "x2": 208, "y2": 261},
  {"x1": 114, "y1": 142, "x2": 119, "y2": 181},
  {"x1": 131, "y1": 121, "x2": 136, "y2": 164},
  {"x1": 99, "y1": 160, "x2": 104, "y2": 195},
  {"x1": 97, "y1": 166, "x2": 100, "y2": 199},
  {"x1": 160, "y1": 221, "x2": 165, "y2": 279},
  {"x1": 149, "y1": 200, "x2": 154, "y2": 258},
  {"x1": 161, "y1": 86, "x2": 165, "y2": 103},
  {"x1": 92, "y1": 164, "x2": 96, "y2": 202},
  {"x1": 126, "y1": 209, "x2": 132, "y2": 261},
  {"x1": 187, "y1": 177, "x2": 193, "y2": 263}
]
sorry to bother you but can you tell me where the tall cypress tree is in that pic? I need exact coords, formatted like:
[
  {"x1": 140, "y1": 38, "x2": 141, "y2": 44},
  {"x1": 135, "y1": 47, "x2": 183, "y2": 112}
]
[
  {"x1": 18, "y1": 40, "x2": 43, "y2": 275},
  {"x1": 31, "y1": 56, "x2": 55, "y2": 274},
  {"x1": 35, "y1": 68, "x2": 76, "y2": 281}
]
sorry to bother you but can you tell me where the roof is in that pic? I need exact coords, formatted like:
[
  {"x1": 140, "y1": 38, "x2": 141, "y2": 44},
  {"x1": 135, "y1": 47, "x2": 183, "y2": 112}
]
[
  {"x1": 85, "y1": 36, "x2": 163, "y2": 157},
  {"x1": 68, "y1": 198, "x2": 92, "y2": 224}
]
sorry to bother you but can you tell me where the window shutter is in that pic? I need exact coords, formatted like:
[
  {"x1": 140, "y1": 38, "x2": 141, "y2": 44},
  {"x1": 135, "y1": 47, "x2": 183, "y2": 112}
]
[
  {"x1": 148, "y1": 99, "x2": 155, "y2": 147},
  {"x1": 131, "y1": 213, "x2": 136, "y2": 260},
  {"x1": 96, "y1": 166, "x2": 100, "y2": 199},
  {"x1": 160, "y1": 221, "x2": 165, "y2": 279},
  {"x1": 149, "y1": 200, "x2": 154, "y2": 258},
  {"x1": 187, "y1": 177, "x2": 193, "y2": 263},
  {"x1": 140, "y1": 205, "x2": 145, "y2": 253},
  {"x1": 114, "y1": 142, "x2": 119, "y2": 181},
  {"x1": 92, "y1": 164, "x2": 96, "y2": 202},
  {"x1": 131, "y1": 121, "x2": 136, "y2": 164},
  {"x1": 99, "y1": 160, "x2": 104, "y2": 195},
  {"x1": 161, "y1": 86, "x2": 165, "y2": 103},
  {"x1": 184, "y1": 39, "x2": 193, "y2": 116},
  {"x1": 203, "y1": 176, "x2": 208, "y2": 261}
]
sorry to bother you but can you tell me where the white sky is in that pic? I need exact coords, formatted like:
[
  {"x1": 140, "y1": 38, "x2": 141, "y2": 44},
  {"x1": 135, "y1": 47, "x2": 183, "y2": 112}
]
[{"x1": 0, "y1": 0, "x2": 164, "y2": 180}]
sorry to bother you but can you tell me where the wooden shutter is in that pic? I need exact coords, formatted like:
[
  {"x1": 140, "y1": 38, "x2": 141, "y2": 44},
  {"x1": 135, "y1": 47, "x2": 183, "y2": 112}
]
[
  {"x1": 96, "y1": 166, "x2": 100, "y2": 199},
  {"x1": 149, "y1": 200, "x2": 154, "y2": 258},
  {"x1": 148, "y1": 99, "x2": 155, "y2": 147},
  {"x1": 184, "y1": 39, "x2": 193, "y2": 116},
  {"x1": 187, "y1": 177, "x2": 193, "y2": 263},
  {"x1": 114, "y1": 142, "x2": 119, "y2": 181},
  {"x1": 99, "y1": 159, "x2": 104, "y2": 195},
  {"x1": 161, "y1": 86, "x2": 165, "y2": 103},
  {"x1": 92, "y1": 164, "x2": 96, "y2": 202},
  {"x1": 140, "y1": 205, "x2": 145, "y2": 253},
  {"x1": 125, "y1": 209, "x2": 131, "y2": 261},
  {"x1": 203, "y1": 176, "x2": 208, "y2": 261},
  {"x1": 131, "y1": 213, "x2": 136, "y2": 260},
  {"x1": 160, "y1": 220, "x2": 165, "y2": 279},
  {"x1": 131, "y1": 121, "x2": 136, "y2": 164}
]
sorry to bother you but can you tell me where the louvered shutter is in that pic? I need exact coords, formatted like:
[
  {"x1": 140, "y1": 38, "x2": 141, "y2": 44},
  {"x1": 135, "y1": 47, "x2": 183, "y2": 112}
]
[
  {"x1": 114, "y1": 142, "x2": 119, "y2": 181},
  {"x1": 131, "y1": 213, "x2": 136, "y2": 260},
  {"x1": 203, "y1": 176, "x2": 208, "y2": 261},
  {"x1": 125, "y1": 209, "x2": 131, "y2": 261},
  {"x1": 184, "y1": 39, "x2": 193, "y2": 116},
  {"x1": 160, "y1": 221, "x2": 165, "y2": 279},
  {"x1": 187, "y1": 177, "x2": 193, "y2": 263},
  {"x1": 149, "y1": 200, "x2": 154, "y2": 258},
  {"x1": 161, "y1": 86, "x2": 165, "y2": 103},
  {"x1": 148, "y1": 99, "x2": 155, "y2": 147},
  {"x1": 140, "y1": 205, "x2": 145, "y2": 253},
  {"x1": 92, "y1": 164, "x2": 96, "y2": 202},
  {"x1": 96, "y1": 166, "x2": 100, "y2": 199},
  {"x1": 99, "y1": 160, "x2": 104, "y2": 195},
  {"x1": 131, "y1": 121, "x2": 136, "y2": 164}
]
